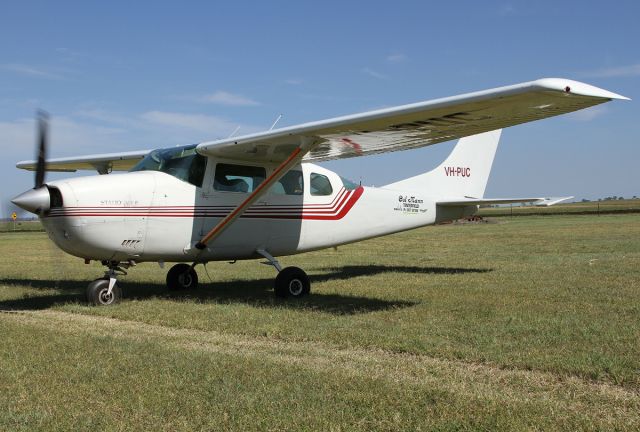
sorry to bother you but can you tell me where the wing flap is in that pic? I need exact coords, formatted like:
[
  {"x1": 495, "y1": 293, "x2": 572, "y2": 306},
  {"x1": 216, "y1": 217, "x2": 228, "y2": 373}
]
[{"x1": 196, "y1": 78, "x2": 628, "y2": 163}]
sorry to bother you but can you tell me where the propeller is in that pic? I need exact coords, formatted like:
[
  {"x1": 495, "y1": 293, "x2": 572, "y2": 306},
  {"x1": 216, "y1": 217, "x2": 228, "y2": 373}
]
[
  {"x1": 35, "y1": 110, "x2": 49, "y2": 189},
  {"x1": 11, "y1": 110, "x2": 53, "y2": 214}
]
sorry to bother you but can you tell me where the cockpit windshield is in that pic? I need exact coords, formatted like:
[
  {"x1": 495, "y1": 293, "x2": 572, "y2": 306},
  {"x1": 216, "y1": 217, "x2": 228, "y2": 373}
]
[{"x1": 130, "y1": 144, "x2": 207, "y2": 187}]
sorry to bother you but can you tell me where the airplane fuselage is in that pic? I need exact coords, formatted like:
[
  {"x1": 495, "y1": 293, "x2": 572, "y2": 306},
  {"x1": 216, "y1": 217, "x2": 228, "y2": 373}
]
[{"x1": 41, "y1": 158, "x2": 472, "y2": 264}]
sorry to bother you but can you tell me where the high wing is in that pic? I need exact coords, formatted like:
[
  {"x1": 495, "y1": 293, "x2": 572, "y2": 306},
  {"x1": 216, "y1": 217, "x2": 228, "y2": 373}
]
[
  {"x1": 196, "y1": 78, "x2": 628, "y2": 163},
  {"x1": 16, "y1": 149, "x2": 150, "y2": 174}
]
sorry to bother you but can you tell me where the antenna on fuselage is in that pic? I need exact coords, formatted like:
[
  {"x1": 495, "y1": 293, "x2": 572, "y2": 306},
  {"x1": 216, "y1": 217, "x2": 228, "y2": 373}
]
[
  {"x1": 269, "y1": 114, "x2": 283, "y2": 131},
  {"x1": 227, "y1": 126, "x2": 241, "y2": 138}
]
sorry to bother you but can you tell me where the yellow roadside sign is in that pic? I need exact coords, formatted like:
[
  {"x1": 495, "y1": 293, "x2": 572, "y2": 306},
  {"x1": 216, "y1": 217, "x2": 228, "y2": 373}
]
[{"x1": 11, "y1": 212, "x2": 17, "y2": 221}]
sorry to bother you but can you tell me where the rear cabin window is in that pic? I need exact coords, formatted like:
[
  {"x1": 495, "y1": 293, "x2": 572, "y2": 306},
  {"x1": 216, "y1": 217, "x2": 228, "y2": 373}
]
[
  {"x1": 270, "y1": 170, "x2": 304, "y2": 196},
  {"x1": 214, "y1": 163, "x2": 266, "y2": 193},
  {"x1": 310, "y1": 173, "x2": 333, "y2": 196}
]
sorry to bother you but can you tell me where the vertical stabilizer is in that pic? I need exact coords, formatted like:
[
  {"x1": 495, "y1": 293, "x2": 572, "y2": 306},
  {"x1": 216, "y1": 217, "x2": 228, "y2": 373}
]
[{"x1": 384, "y1": 129, "x2": 501, "y2": 199}]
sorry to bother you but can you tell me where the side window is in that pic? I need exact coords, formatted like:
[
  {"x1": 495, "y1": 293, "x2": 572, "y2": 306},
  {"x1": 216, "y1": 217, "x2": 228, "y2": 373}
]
[
  {"x1": 310, "y1": 173, "x2": 333, "y2": 196},
  {"x1": 214, "y1": 163, "x2": 266, "y2": 193},
  {"x1": 270, "y1": 170, "x2": 304, "y2": 196}
]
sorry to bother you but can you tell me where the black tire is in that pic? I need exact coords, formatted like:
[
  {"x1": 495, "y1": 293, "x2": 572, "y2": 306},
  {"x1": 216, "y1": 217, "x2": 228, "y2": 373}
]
[
  {"x1": 274, "y1": 266, "x2": 310, "y2": 298},
  {"x1": 166, "y1": 263, "x2": 199, "y2": 291},
  {"x1": 86, "y1": 278, "x2": 122, "y2": 306}
]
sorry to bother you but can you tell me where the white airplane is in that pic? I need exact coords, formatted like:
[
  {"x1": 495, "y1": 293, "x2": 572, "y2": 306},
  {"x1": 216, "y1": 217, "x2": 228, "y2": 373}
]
[{"x1": 11, "y1": 78, "x2": 628, "y2": 306}]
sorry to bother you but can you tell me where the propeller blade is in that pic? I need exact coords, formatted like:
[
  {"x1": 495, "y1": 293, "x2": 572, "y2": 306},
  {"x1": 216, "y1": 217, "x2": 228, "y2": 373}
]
[{"x1": 35, "y1": 110, "x2": 49, "y2": 189}]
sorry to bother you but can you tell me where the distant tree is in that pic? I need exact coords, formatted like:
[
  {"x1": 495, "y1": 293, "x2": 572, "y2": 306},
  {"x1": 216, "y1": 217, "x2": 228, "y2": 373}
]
[
  {"x1": 581, "y1": 199, "x2": 590, "y2": 202},
  {"x1": 618, "y1": 196, "x2": 624, "y2": 200}
]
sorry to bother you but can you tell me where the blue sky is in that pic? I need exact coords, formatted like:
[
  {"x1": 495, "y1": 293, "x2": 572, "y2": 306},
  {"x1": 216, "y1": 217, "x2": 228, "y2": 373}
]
[{"x1": 1, "y1": 0, "x2": 638, "y2": 216}]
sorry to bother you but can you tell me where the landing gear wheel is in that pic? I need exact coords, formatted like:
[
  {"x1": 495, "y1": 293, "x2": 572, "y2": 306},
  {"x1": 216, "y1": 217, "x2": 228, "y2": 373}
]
[
  {"x1": 86, "y1": 278, "x2": 122, "y2": 306},
  {"x1": 166, "y1": 263, "x2": 199, "y2": 291},
  {"x1": 274, "y1": 266, "x2": 310, "y2": 298}
]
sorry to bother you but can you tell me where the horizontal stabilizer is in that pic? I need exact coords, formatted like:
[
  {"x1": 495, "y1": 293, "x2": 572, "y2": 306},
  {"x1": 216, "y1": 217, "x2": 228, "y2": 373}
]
[
  {"x1": 534, "y1": 196, "x2": 574, "y2": 206},
  {"x1": 437, "y1": 196, "x2": 573, "y2": 206}
]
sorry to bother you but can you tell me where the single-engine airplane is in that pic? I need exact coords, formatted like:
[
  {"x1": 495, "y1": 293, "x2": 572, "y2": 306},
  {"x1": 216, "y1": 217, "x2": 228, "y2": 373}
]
[{"x1": 11, "y1": 78, "x2": 628, "y2": 305}]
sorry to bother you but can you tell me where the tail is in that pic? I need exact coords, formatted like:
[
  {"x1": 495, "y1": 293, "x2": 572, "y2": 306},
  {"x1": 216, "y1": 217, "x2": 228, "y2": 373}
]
[{"x1": 384, "y1": 129, "x2": 501, "y2": 199}]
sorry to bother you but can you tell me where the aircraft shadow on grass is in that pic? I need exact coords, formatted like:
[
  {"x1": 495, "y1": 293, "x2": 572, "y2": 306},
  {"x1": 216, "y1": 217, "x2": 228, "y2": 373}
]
[{"x1": 0, "y1": 264, "x2": 491, "y2": 315}]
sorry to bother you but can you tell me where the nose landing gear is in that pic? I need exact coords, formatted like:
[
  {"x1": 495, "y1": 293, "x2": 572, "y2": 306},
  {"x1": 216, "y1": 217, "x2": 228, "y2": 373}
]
[
  {"x1": 86, "y1": 261, "x2": 132, "y2": 306},
  {"x1": 86, "y1": 278, "x2": 122, "y2": 306}
]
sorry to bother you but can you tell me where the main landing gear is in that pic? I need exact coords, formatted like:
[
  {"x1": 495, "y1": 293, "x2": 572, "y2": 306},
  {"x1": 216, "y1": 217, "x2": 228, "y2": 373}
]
[
  {"x1": 166, "y1": 263, "x2": 199, "y2": 291},
  {"x1": 274, "y1": 266, "x2": 310, "y2": 298},
  {"x1": 164, "y1": 255, "x2": 311, "y2": 298},
  {"x1": 257, "y1": 249, "x2": 311, "y2": 298}
]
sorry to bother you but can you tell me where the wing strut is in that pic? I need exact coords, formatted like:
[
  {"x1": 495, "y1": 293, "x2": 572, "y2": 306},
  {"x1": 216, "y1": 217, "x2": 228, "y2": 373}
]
[{"x1": 195, "y1": 143, "x2": 312, "y2": 251}]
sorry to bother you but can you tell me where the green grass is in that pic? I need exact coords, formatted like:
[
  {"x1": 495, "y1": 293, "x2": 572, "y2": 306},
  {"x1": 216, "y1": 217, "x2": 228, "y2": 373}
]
[
  {"x1": 0, "y1": 220, "x2": 43, "y2": 232},
  {"x1": 1, "y1": 214, "x2": 639, "y2": 430}
]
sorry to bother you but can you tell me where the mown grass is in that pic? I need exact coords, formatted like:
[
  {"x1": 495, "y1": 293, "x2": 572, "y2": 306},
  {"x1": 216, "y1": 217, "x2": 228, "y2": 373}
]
[
  {"x1": 0, "y1": 220, "x2": 42, "y2": 232},
  {"x1": 1, "y1": 214, "x2": 639, "y2": 430}
]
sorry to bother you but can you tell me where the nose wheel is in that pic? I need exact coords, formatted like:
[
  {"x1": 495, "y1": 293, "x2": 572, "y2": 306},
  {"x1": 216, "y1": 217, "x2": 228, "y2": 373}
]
[
  {"x1": 85, "y1": 260, "x2": 132, "y2": 306},
  {"x1": 86, "y1": 278, "x2": 122, "y2": 306}
]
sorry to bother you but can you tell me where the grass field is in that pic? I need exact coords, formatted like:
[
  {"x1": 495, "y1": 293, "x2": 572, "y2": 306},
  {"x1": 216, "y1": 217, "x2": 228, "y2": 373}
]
[
  {"x1": 1, "y1": 214, "x2": 639, "y2": 430},
  {"x1": 0, "y1": 220, "x2": 42, "y2": 232}
]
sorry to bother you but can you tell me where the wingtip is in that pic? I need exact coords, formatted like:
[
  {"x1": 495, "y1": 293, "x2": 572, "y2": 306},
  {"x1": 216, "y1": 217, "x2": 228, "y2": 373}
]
[
  {"x1": 16, "y1": 160, "x2": 34, "y2": 170},
  {"x1": 534, "y1": 78, "x2": 630, "y2": 101}
]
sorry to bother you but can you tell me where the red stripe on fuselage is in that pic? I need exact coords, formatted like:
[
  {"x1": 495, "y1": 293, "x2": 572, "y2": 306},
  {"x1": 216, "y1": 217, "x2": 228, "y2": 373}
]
[{"x1": 45, "y1": 187, "x2": 364, "y2": 221}]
